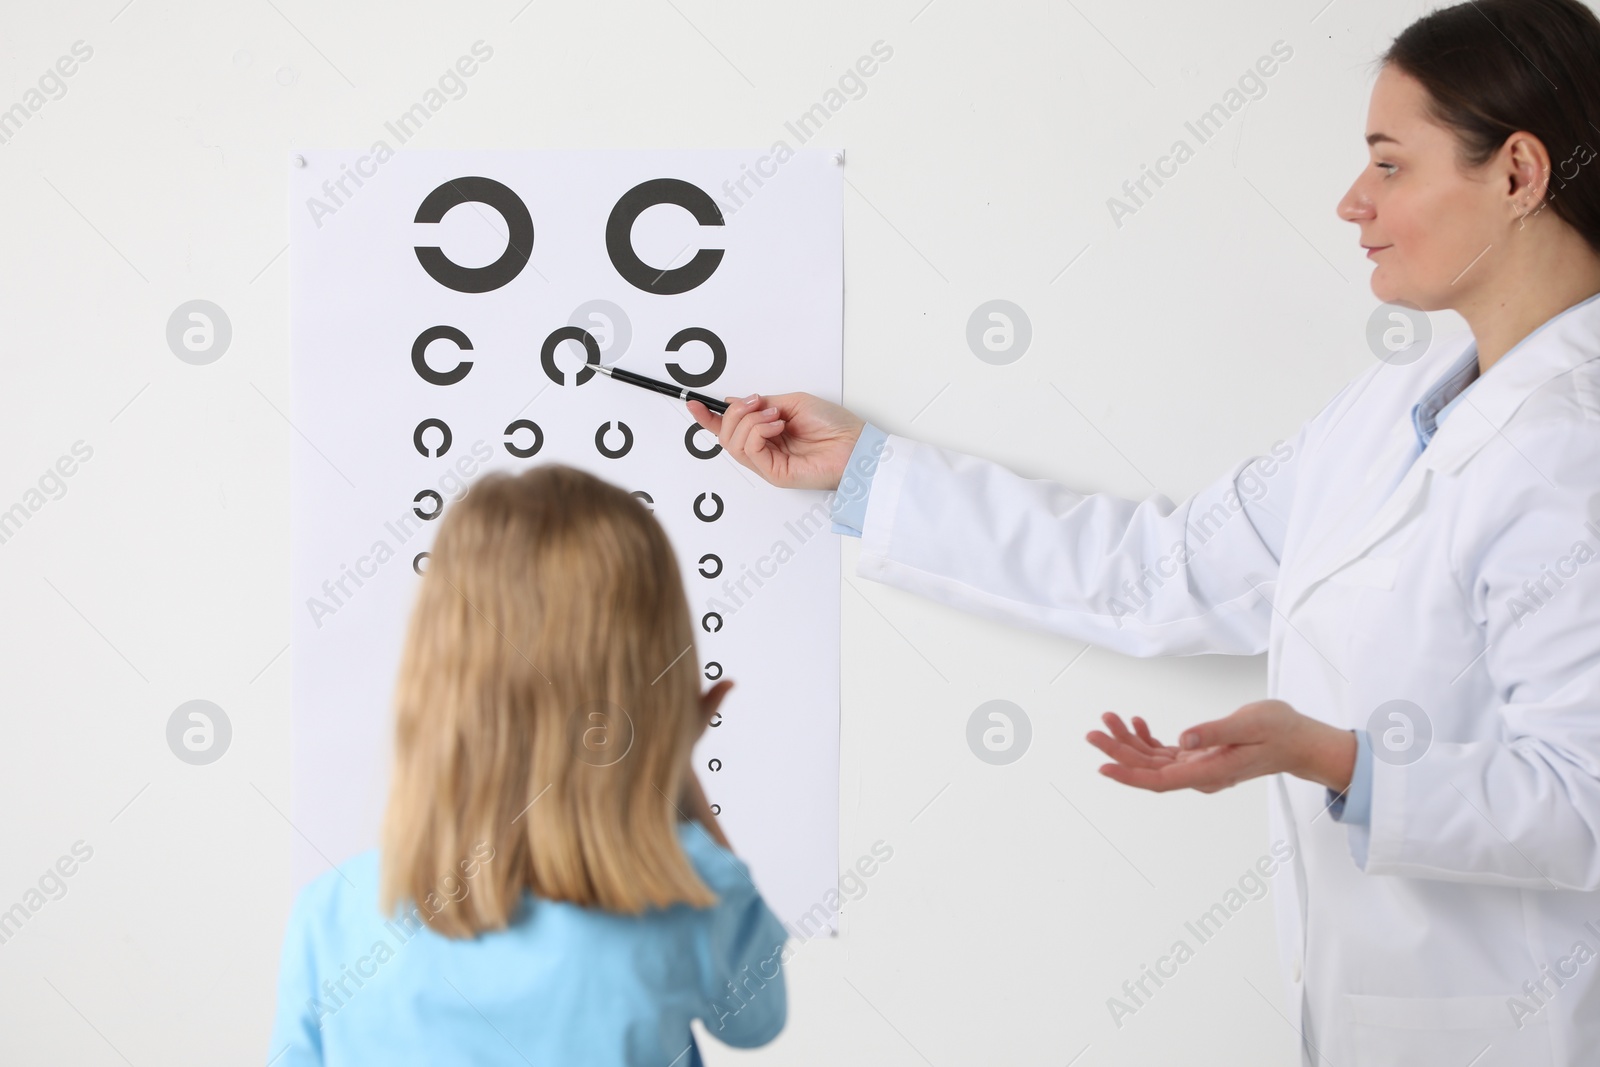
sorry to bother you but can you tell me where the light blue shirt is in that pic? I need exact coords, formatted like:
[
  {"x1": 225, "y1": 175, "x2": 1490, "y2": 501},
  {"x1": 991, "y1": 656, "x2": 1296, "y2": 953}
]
[
  {"x1": 267, "y1": 820, "x2": 788, "y2": 1066},
  {"x1": 828, "y1": 346, "x2": 1485, "y2": 867},
  {"x1": 829, "y1": 422, "x2": 889, "y2": 535}
]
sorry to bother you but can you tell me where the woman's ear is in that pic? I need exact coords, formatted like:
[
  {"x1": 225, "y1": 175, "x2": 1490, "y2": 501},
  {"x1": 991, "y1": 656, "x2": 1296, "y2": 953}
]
[{"x1": 1503, "y1": 130, "x2": 1553, "y2": 222}]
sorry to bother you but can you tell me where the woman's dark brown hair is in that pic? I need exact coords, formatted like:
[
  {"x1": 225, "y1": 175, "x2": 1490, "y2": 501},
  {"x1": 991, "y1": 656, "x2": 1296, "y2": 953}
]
[{"x1": 1384, "y1": 0, "x2": 1600, "y2": 254}]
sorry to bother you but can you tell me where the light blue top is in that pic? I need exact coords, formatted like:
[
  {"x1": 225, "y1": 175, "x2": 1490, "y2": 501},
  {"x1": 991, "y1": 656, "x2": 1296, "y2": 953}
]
[
  {"x1": 829, "y1": 421, "x2": 889, "y2": 536},
  {"x1": 267, "y1": 820, "x2": 788, "y2": 1067},
  {"x1": 1411, "y1": 342, "x2": 1483, "y2": 450},
  {"x1": 827, "y1": 346, "x2": 1486, "y2": 866}
]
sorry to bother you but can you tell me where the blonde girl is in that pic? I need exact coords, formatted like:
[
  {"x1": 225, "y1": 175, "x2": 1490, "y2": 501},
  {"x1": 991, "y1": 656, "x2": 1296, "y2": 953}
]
[{"x1": 268, "y1": 464, "x2": 788, "y2": 1065}]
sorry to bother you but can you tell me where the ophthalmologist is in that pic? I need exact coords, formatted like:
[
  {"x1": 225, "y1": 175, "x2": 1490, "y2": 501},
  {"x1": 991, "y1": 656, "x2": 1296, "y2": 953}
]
[{"x1": 689, "y1": 1, "x2": 1600, "y2": 1063}]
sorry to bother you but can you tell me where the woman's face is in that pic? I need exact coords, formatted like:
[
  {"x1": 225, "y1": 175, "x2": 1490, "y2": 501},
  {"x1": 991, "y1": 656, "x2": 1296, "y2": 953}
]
[{"x1": 1337, "y1": 64, "x2": 1509, "y2": 311}]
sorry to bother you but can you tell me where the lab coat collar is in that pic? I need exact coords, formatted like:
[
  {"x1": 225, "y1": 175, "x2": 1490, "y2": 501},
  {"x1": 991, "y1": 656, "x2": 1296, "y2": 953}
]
[
  {"x1": 1285, "y1": 290, "x2": 1600, "y2": 614},
  {"x1": 1421, "y1": 289, "x2": 1600, "y2": 475}
]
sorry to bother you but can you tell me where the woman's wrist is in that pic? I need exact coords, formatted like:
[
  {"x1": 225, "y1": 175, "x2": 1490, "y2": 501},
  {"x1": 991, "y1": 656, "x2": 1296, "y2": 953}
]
[
  {"x1": 831, "y1": 420, "x2": 868, "y2": 490},
  {"x1": 1293, "y1": 717, "x2": 1357, "y2": 793}
]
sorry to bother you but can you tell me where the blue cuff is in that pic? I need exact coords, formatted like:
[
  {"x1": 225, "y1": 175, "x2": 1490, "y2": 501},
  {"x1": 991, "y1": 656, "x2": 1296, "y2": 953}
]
[
  {"x1": 829, "y1": 422, "x2": 888, "y2": 538},
  {"x1": 1326, "y1": 728, "x2": 1372, "y2": 868}
]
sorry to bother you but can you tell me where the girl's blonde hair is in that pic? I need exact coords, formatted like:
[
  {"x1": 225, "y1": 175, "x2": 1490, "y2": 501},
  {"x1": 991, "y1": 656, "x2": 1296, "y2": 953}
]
[{"x1": 379, "y1": 464, "x2": 716, "y2": 936}]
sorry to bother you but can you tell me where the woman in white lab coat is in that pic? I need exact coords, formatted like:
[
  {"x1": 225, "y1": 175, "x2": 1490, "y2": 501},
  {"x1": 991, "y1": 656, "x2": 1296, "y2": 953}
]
[{"x1": 689, "y1": 1, "x2": 1600, "y2": 1063}]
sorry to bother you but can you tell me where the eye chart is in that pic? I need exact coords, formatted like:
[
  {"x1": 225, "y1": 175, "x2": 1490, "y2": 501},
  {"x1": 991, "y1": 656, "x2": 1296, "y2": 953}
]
[{"x1": 290, "y1": 149, "x2": 842, "y2": 934}]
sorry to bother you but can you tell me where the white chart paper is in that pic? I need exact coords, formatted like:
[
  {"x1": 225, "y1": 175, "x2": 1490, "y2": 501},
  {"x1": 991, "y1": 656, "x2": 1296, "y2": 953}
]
[{"x1": 290, "y1": 148, "x2": 842, "y2": 934}]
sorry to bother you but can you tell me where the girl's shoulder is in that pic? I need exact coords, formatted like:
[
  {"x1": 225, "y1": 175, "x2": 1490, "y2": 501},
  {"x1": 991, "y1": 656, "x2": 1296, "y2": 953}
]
[
  {"x1": 672, "y1": 821, "x2": 759, "y2": 902},
  {"x1": 284, "y1": 849, "x2": 383, "y2": 935}
]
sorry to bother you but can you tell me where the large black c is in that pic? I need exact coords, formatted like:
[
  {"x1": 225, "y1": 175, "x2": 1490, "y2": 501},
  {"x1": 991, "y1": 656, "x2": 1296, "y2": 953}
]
[
  {"x1": 414, "y1": 176, "x2": 534, "y2": 293},
  {"x1": 606, "y1": 178, "x2": 724, "y2": 295}
]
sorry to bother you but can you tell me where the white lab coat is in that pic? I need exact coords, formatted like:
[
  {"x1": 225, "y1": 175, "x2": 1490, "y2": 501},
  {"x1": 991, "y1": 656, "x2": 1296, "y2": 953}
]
[{"x1": 853, "y1": 294, "x2": 1600, "y2": 1066}]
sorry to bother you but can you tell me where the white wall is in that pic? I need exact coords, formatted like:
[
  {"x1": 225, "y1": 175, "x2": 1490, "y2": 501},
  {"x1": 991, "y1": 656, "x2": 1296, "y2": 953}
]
[{"x1": 0, "y1": 0, "x2": 1455, "y2": 1062}]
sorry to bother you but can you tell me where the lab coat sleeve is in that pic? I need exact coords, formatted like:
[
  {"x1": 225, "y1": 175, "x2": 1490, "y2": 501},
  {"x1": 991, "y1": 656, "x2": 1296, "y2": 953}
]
[
  {"x1": 1364, "y1": 416, "x2": 1600, "y2": 888},
  {"x1": 853, "y1": 423, "x2": 1312, "y2": 658}
]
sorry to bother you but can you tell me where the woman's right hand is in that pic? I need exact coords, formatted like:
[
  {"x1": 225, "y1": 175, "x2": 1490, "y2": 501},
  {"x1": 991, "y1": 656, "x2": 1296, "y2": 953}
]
[{"x1": 686, "y1": 392, "x2": 865, "y2": 490}]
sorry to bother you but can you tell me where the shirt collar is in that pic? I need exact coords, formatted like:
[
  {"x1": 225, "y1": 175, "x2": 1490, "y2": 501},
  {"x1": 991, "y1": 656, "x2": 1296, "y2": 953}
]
[{"x1": 1410, "y1": 342, "x2": 1481, "y2": 451}]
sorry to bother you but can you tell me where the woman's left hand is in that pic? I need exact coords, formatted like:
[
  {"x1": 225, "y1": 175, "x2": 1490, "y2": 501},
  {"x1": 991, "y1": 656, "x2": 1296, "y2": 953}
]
[{"x1": 1085, "y1": 699, "x2": 1357, "y2": 795}]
